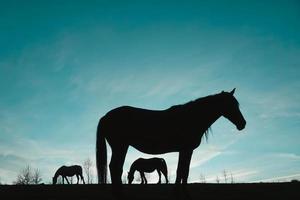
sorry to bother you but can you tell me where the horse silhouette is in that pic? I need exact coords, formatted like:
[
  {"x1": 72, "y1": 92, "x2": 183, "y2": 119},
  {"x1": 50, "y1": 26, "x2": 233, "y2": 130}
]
[
  {"x1": 128, "y1": 157, "x2": 168, "y2": 184},
  {"x1": 96, "y1": 89, "x2": 246, "y2": 186},
  {"x1": 52, "y1": 165, "x2": 85, "y2": 184}
]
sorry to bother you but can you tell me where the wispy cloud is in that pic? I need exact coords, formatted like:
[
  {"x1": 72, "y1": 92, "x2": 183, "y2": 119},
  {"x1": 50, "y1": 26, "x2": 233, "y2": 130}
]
[
  {"x1": 251, "y1": 85, "x2": 300, "y2": 120},
  {"x1": 192, "y1": 168, "x2": 259, "y2": 183},
  {"x1": 252, "y1": 173, "x2": 300, "y2": 182},
  {"x1": 273, "y1": 153, "x2": 300, "y2": 160},
  {"x1": 0, "y1": 134, "x2": 95, "y2": 184}
]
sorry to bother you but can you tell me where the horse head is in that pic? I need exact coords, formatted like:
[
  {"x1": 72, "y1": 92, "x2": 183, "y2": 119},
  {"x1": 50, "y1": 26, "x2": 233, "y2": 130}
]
[
  {"x1": 220, "y1": 88, "x2": 246, "y2": 131},
  {"x1": 52, "y1": 176, "x2": 57, "y2": 185}
]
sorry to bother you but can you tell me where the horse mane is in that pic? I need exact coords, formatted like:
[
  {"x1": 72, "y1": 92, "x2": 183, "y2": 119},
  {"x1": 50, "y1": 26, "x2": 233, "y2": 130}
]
[
  {"x1": 169, "y1": 93, "x2": 219, "y2": 110},
  {"x1": 168, "y1": 92, "x2": 242, "y2": 141},
  {"x1": 167, "y1": 94, "x2": 221, "y2": 141}
]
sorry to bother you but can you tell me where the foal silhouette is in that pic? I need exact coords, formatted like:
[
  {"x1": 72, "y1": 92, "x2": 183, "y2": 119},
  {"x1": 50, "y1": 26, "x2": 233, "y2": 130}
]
[
  {"x1": 52, "y1": 165, "x2": 85, "y2": 184},
  {"x1": 128, "y1": 157, "x2": 168, "y2": 184},
  {"x1": 96, "y1": 89, "x2": 246, "y2": 186}
]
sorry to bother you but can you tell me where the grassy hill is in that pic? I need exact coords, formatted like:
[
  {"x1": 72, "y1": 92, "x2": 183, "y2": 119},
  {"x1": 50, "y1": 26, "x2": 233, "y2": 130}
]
[{"x1": 1, "y1": 182, "x2": 299, "y2": 200}]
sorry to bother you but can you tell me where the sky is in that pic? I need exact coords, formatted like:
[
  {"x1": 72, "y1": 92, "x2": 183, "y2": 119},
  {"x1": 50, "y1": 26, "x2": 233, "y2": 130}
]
[{"x1": 0, "y1": 0, "x2": 300, "y2": 184}]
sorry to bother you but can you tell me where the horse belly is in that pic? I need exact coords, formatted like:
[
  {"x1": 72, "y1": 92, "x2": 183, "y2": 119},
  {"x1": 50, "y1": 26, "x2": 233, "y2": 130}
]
[
  {"x1": 131, "y1": 137, "x2": 182, "y2": 154},
  {"x1": 140, "y1": 168, "x2": 156, "y2": 173},
  {"x1": 138, "y1": 163, "x2": 157, "y2": 173}
]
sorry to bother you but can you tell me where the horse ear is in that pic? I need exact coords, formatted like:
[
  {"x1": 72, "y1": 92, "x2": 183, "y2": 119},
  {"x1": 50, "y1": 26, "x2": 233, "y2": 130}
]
[
  {"x1": 221, "y1": 90, "x2": 224, "y2": 93},
  {"x1": 230, "y1": 88, "x2": 236, "y2": 95}
]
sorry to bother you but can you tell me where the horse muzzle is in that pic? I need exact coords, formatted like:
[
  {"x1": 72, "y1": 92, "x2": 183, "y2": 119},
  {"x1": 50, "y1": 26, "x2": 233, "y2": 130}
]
[{"x1": 237, "y1": 120, "x2": 246, "y2": 131}]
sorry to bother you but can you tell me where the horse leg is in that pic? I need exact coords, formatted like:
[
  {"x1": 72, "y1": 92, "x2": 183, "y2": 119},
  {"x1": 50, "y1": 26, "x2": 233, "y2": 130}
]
[
  {"x1": 162, "y1": 167, "x2": 169, "y2": 184},
  {"x1": 139, "y1": 172, "x2": 144, "y2": 184},
  {"x1": 181, "y1": 150, "x2": 193, "y2": 184},
  {"x1": 76, "y1": 174, "x2": 79, "y2": 184},
  {"x1": 81, "y1": 174, "x2": 85, "y2": 184},
  {"x1": 65, "y1": 176, "x2": 70, "y2": 184},
  {"x1": 109, "y1": 146, "x2": 128, "y2": 185},
  {"x1": 173, "y1": 150, "x2": 193, "y2": 200},
  {"x1": 157, "y1": 169, "x2": 161, "y2": 184},
  {"x1": 142, "y1": 172, "x2": 147, "y2": 184},
  {"x1": 176, "y1": 150, "x2": 193, "y2": 184}
]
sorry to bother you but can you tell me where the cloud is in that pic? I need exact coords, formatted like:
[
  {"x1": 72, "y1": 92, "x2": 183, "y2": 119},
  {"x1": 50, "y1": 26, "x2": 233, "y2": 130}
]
[
  {"x1": 252, "y1": 173, "x2": 300, "y2": 182},
  {"x1": 213, "y1": 151, "x2": 300, "y2": 183},
  {"x1": 0, "y1": 153, "x2": 36, "y2": 184},
  {"x1": 228, "y1": 169, "x2": 258, "y2": 181},
  {"x1": 0, "y1": 133, "x2": 97, "y2": 184},
  {"x1": 194, "y1": 169, "x2": 259, "y2": 183},
  {"x1": 273, "y1": 153, "x2": 300, "y2": 160},
  {"x1": 250, "y1": 84, "x2": 300, "y2": 120},
  {"x1": 190, "y1": 149, "x2": 222, "y2": 169}
]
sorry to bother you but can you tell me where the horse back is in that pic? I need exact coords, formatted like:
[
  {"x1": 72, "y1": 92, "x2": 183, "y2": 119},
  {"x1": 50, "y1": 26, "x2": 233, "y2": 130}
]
[
  {"x1": 102, "y1": 107, "x2": 185, "y2": 141},
  {"x1": 59, "y1": 165, "x2": 82, "y2": 176},
  {"x1": 134, "y1": 157, "x2": 167, "y2": 173}
]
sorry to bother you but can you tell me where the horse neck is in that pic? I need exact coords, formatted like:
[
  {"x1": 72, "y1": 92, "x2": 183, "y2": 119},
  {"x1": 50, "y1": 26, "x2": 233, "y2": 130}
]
[
  {"x1": 54, "y1": 168, "x2": 63, "y2": 178},
  {"x1": 54, "y1": 171, "x2": 60, "y2": 178},
  {"x1": 192, "y1": 96, "x2": 223, "y2": 132},
  {"x1": 129, "y1": 163, "x2": 137, "y2": 175},
  {"x1": 203, "y1": 105, "x2": 222, "y2": 128}
]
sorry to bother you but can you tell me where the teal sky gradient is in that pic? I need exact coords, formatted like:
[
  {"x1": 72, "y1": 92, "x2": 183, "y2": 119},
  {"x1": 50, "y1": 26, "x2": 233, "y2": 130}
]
[{"x1": 0, "y1": 0, "x2": 300, "y2": 184}]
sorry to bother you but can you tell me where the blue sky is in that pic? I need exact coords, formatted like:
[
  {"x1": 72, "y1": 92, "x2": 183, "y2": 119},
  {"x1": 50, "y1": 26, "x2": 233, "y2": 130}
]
[{"x1": 0, "y1": 0, "x2": 300, "y2": 184}]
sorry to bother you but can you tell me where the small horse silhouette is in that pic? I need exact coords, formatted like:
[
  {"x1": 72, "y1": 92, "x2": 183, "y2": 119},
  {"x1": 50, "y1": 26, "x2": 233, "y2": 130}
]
[
  {"x1": 52, "y1": 165, "x2": 85, "y2": 184},
  {"x1": 128, "y1": 157, "x2": 168, "y2": 184}
]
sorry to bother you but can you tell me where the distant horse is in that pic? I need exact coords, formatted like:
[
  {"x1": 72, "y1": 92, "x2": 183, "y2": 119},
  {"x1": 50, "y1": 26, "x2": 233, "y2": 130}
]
[
  {"x1": 128, "y1": 157, "x2": 169, "y2": 184},
  {"x1": 52, "y1": 165, "x2": 85, "y2": 184},
  {"x1": 96, "y1": 89, "x2": 246, "y2": 185}
]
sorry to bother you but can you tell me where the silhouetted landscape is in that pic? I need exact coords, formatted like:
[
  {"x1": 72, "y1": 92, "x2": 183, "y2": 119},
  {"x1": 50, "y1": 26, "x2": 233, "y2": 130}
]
[
  {"x1": 1, "y1": 182, "x2": 299, "y2": 200},
  {"x1": 1, "y1": 89, "x2": 299, "y2": 199},
  {"x1": 2, "y1": 2, "x2": 300, "y2": 200}
]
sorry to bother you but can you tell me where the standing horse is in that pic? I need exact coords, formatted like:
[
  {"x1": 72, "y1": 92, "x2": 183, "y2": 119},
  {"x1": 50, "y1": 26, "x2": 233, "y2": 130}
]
[
  {"x1": 128, "y1": 157, "x2": 169, "y2": 184},
  {"x1": 96, "y1": 89, "x2": 246, "y2": 185},
  {"x1": 52, "y1": 165, "x2": 85, "y2": 184}
]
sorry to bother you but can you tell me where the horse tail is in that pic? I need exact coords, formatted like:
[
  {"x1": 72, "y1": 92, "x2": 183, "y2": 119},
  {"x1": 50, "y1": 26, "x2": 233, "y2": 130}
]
[
  {"x1": 96, "y1": 117, "x2": 107, "y2": 184},
  {"x1": 161, "y1": 158, "x2": 169, "y2": 184}
]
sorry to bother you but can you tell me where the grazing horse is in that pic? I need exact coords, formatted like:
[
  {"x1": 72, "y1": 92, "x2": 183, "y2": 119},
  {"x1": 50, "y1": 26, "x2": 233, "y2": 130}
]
[
  {"x1": 52, "y1": 165, "x2": 85, "y2": 184},
  {"x1": 128, "y1": 157, "x2": 169, "y2": 184},
  {"x1": 96, "y1": 89, "x2": 246, "y2": 185}
]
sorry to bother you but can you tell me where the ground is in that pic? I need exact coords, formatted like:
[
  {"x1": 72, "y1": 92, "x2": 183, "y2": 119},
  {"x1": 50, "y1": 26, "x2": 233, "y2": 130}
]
[{"x1": 0, "y1": 182, "x2": 299, "y2": 200}]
